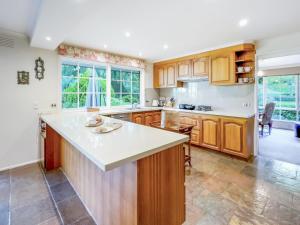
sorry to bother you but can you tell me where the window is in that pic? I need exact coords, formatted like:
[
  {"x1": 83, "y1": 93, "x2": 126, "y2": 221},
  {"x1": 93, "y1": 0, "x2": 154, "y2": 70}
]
[
  {"x1": 111, "y1": 68, "x2": 141, "y2": 106},
  {"x1": 258, "y1": 74, "x2": 300, "y2": 121},
  {"x1": 61, "y1": 60, "x2": 141, "y2": 109},
  {"x1": 62, "y1": 62, "x2": 107, "y2": 109}
]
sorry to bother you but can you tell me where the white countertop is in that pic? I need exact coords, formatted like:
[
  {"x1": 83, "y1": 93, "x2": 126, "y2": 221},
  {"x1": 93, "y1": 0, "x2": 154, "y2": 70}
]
[
  {"x1": 41, "y1": 112, "x2": 188, "y2": 172},
  {"x1": 162, "y1": 108, "x2": 255, "y2": 118},
  {"x1": 96, "y1": 107, "x2": 254, "y2": 118}
]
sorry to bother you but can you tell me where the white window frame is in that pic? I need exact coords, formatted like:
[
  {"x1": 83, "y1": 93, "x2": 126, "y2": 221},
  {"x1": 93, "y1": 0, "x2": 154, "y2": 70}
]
[
  {"x1": 258, "y1": 74, "x2": 300, "y2": 122},
  {"x1": 59, "y1": 57, "x2": 144, "y2": 110}
]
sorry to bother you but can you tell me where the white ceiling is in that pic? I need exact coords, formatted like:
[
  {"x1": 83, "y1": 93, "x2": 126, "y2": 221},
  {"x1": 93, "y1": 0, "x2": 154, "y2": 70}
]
[{"x1": 1, "y1": 0, "x2": 300, "y2": 62}]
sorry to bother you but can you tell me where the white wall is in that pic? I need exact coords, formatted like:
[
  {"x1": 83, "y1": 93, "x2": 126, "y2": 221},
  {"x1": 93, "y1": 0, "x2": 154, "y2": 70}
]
[
  {"x1": 256, "y1": 31, "x2": 300, "y2": 59},
  {"x1": 160, "y1": 82, "x2": 254, "y2": 111},
  {"x1": 0, "y1": 34, "x2": 59, "y2": 170}
]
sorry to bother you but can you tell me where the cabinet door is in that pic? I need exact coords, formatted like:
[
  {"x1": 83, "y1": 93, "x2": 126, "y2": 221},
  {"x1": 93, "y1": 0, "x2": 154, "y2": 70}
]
[
  {"x1": 144, "y1": 114, "x2": 153, "y2": 126},
  {"x1": 200, "y1": 116, "x2": 220, "y2": 151},
  {"x1": 132, "y1": 113, "x2": 145, "y2": 125},
  {"x1": 158, "y1": 67, "x2": 165, "y2": 87},
  {"x1": 152, "y1": 112, "x2": 161, "y2": 123},
  {"x1": 210, "y1": 53, "x2": 235, "y2": 84},
  {"x1": 177, "y1": 60, "x2": 191, "y2": 78},
  {"x1": 192, "y1": 57, "x2": 209, "y2": 76},
  {"x1": 166, "y1": 64, "x2": 176, "y2": 87},
  {"x1": 191, "y1": 129, "x2": 200, "y2": 145},
  {"x1": 221, "y1": 118, "x2": 247, "y2": 157}
]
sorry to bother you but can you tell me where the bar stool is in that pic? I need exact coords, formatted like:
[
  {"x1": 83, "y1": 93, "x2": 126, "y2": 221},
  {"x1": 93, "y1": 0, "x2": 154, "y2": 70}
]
[{"x1": 178, "y1": 125, "x2": 194, "y2": 167}]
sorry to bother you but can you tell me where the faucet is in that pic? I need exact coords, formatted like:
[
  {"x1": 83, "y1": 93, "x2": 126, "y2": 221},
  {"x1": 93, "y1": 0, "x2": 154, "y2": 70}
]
[{"x1": 132, "y1": 102, "x2": 138, "y2": 109}]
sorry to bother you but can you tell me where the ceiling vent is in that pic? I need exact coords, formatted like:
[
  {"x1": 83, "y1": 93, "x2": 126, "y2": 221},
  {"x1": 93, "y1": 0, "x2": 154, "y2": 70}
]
[{"x1": 0, "y1": 34, "x2": 14, "y2": 48}]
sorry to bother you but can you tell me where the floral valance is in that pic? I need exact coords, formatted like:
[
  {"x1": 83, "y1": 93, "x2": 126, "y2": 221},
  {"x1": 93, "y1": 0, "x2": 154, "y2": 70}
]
[{"x1": 58, "y1": 44, "x2": 146, "y2": 69}]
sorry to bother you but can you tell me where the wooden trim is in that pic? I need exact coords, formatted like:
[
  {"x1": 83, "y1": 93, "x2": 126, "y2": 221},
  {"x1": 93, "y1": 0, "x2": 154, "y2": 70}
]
[
  {"x1": 137, "y1": 144, "x2": 185, "y2": 225},
  {"x1": 45, "y1": 125, "x2": 61, "y2": 171}
]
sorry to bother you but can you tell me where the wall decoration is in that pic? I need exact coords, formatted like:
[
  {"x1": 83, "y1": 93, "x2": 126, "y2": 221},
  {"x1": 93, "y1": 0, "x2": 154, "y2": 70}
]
[
  {"x1": 35, "y1": 57, "x2": 45, "y2": 80},
  {"x1": 17, "y1": 71, "x2": 29, "y2": 85},
  {"x1": 58, "y1": 44, "x2": 146, "y2": 69}
]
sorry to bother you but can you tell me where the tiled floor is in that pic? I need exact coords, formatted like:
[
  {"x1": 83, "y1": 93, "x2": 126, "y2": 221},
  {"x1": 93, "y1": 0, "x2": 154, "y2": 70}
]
[
  {"x1": 1, "y1": 146, "x2": 300, "y2": 225},
  {"x1": 259, "y1": 128, "x2": 300, "y2": 165},
  {"x1": 184, "y1": 147, "x2": 300, "y2": 225}
]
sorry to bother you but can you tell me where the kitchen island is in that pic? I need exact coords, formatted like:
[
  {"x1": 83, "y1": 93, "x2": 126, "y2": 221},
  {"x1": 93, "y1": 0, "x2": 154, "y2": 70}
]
[{"x1": 40, "y1": 112, "x2": 188, "y2": 225}]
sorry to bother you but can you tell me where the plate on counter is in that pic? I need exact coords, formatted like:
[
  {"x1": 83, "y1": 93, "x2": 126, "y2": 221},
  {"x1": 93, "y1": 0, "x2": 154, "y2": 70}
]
[
  {"x1": 93, "y1": 122, "x2": 123, "y2": 133},
  {"x1": 85, "y1": 120, "x2": 104, "y2": 127}
]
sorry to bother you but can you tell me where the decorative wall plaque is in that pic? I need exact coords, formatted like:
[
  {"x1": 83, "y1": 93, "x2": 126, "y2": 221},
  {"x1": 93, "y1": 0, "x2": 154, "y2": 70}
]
[
  {"x1": 17, "y1": 71, "x2": 29, "y2": 85},
  {"x1": 35, "y1": 57, "x2": 45, "y2": 80}
]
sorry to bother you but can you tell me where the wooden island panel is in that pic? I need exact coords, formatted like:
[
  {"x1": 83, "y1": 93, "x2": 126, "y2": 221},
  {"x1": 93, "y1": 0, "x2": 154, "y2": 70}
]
[{"x1": 59, "y1": 136, "x2": 185, "y2": 225}]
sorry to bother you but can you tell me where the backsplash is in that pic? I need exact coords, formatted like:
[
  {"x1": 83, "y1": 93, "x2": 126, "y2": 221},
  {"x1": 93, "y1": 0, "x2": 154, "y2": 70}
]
[{"x1": 159, "y1": 82, "x2": 254, "y2": 111}]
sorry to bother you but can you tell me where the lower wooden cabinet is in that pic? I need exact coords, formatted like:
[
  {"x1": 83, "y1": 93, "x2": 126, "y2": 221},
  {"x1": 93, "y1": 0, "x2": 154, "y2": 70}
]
[
  {"x1": 132, "y1": 111, "x2": 161, "y2": 126},
  {"x1": 200, "y1": 116, "x2": 220, "y2": 151},
  {"x1": 175, "y1": 112, "x2": 254, "y2": 159},
  {"x1": 221, "y1": 117, "x2": 254, "y2": 158},
  {"x1": 132, "y1": 113, "x2": 145, "y2": 125}
]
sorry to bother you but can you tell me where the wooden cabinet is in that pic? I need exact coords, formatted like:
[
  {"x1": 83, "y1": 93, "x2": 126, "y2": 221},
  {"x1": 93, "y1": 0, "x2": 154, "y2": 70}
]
[
  {"x1": 174, "y1": 111, "x2": 254, "y2": 159},
  {"x1": 200, "y1": 116, "x2": 220, "y2": 151},
  {"x1": 179, "y1": 113, "x2": 200, "y2": 145},
  {"x1": 221, "y1": 117, "x2": 253, "y2": 158},
  {"x1": 44, "y1": 124, "x2": 61, "y2": 171},
  {"x1": 177, "y1": 60, "x2": 192, "y2": 78},
  {"x1": 154, "y1": 44, "x2": 255, "y2": 86},
  {"x1": 154, "y1": 64, "x2": 182, "y2": 88},
  {"x1": 166, "y1": 64, "x2": 176, "y2": 86},
  {"x1": 132, "y1": 113, "x2": 145, "y2": 125},
  {"x1": 192, "y1": 57, "x2": 209, "y2": 77},
  {"x1": 210, "y1": 53, "x2": 235, "y2": 85},
  {"x1": 132, "y1": 111, "x2": 161, "y2": 126}
]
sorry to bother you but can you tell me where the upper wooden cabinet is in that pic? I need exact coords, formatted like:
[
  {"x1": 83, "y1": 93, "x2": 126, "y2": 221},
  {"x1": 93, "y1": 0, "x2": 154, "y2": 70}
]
[
  {"x1": 153, "y1": 44, "x2": 255, "y2": 87},
  {"x1": 210, "y1": 53, "x2": 235, "y2": 85},
  {"x1": 200, "y1": 116, "x2": 220, "y2": 151},
  {"x1": 177, "y1": 60, "x2": 192, "y2": 78},
  {"x1": 192, "y1": 57, "x2": 209, "y2": 77},
  {"x1": 154, "y1": 64, "x2": 182, "y2": 88}
]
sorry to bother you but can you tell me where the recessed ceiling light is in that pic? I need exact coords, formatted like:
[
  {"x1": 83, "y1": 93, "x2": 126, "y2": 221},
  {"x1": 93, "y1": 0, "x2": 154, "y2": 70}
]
[
  {"x1": 45, "y1": 36, "x2": 52, "y2": 41},
  {"x1": 125, "y1": 32, "x2": 131, "y2": 37},
  {"x1": 163, "y1": 44, "x2": 169, "y2": 50},
  {"x1": 103, "y1": 44, "x2": 108, "y2": 49},
  {"x1": 239, "y1": 19, "x2": 248, "y2": 27}
]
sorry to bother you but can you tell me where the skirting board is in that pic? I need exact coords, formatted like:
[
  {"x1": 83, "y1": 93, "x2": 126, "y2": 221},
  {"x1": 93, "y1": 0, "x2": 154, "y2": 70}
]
[{"x1": 0, "y1": 159, "x2": 41, "y2": 172}]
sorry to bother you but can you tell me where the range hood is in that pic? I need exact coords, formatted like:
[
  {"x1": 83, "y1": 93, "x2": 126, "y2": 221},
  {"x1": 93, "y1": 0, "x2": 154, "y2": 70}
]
[{"x1": 177, "y1": 75, "x2": 209, "y2": 82}]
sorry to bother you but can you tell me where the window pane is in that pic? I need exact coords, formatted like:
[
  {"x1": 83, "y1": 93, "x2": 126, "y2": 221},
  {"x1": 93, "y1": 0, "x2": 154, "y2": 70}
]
[
  {"x1": 258, "y1": 77, "x2": 263, "y2": 108},
  {"x1": 62, "y1": 64, "x2": 77, "y2": 77},
  {"x1": 95, "y1": 79, "x2": 106, "y2": 92},
  {"x1": 132, "y1": 71, "x2": 140, "y2": 82},
  {"x1": 122, "y1": 81, "x2": 131, "y2": 93},
  {"x1": 95, "y1": 93, "x2": 107, "y2": 107},
  {"x1": 62, "y1": 94, "x2": 78, "y2": 108},
  {"x1": 272, "y1": 109, "x2": 280, "y2": 120},
  {"x1": 132, "y1": 81, "x2": 140, "y2": 93},
  {"x1": 79, "y1": 78, "x2": 90, "y2": 92},
  {"x1": 95, "y1": 67, "x2": 106, "y2": 79},
  {"x1": 132, "y1": 94, "x2": 140, "y2": 104},
  {"x1": 121, "y1": 71, "x2": 131, "y2": 81},
  {"x1": 281, "y1": 110, "x2": 297, "y2": 121},
  {"x1": 62, "y1": 77, "x2": 78, "y2": 93},
  {"x1": 79, "y1": 66, "x2": 93, "y2": 78},
  {"x1": 111, "y1": 80, "x2": 121, "y2": 93},
  {"x1": 111, "y1": 94, "x2": 121, "y2": 106},
  {"x1": 121, "y1": 94, "x2": 131, "y2": 105},
  {"x1": 79, "y1": 93, "x2": 87, "y2": 107},
  {"x1": 111, "y1": 69, "x2": 120, "y2": 80}
]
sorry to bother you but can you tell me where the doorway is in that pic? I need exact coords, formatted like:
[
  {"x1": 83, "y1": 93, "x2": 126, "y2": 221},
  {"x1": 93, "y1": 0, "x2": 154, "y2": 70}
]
[{"x1": 256, "y1": 57, "x2": 300, "y2": 165}]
